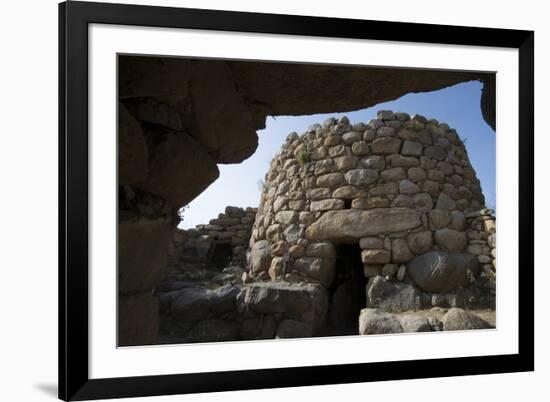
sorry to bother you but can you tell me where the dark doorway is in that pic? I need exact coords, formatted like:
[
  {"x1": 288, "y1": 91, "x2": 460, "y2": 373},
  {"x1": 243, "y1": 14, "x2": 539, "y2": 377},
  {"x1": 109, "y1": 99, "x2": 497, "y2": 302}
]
[
  {"x1": 324, "y1": 243, "x2": 366, "y2": 336},
  {"x1": 207, "y1": 240, "x2": 233, "y2": 270}
]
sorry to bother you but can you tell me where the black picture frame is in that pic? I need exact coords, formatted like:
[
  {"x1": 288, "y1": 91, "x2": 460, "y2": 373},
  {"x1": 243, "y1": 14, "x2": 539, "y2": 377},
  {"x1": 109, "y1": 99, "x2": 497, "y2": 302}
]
[{"x1": 59, "y1": 1, "x2": 534, "y2": 400}]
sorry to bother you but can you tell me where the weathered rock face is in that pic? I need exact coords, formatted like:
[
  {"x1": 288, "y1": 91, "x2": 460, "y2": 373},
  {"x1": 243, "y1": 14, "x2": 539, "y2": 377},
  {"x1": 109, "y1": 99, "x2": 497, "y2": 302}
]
[
  {"x1": 118, "y1": 218, "x2": 173, "y2": 346},
  {"x1": 250, "y1": 240, "x2": 271, "y2": 273},
  {"x1": 434, "y1": 228, "x2": 468, "y2": 252},
  {"x1": 358, "y1": 307, "x2": 494, "y2": 335},
  {"x1": 119, "y1": 219, "x2": 173, "y2": 295},
  {"x1": 157, "y1": 279, "x2": 329, "y2": 344},
  {"x1": 135, "y1": 133, "x2": 220, "y2": 206},
  {"x1": 359, "y1": 308, "x2": 404, "y2": 335},
  {"x1": 181, "y1": 319, "x2": 240, "y2": 343},
  {"x1": 151, "y1": 111, "x2": 497, "y2": 344},
  {"x1": 187, "y1": 61, "x2": 259, "y2": 163},
  {"x1": 366, "y1": 276, "x2": 424, "y2": 312},
  {"x1": 398, "y1": 314, "x2": 432, "y2": 333},
  {"x1": 226, "y1": 61, "x2": 494, "y2": 128},
  {"x1": 152, "y1": 206, "x2": 259, "y2": 344},
  {"x1": 167, "y1": 206, "x2": 257, "y2": 270},
  {"x1": 305, "y1": 208, "x2": 421, "y2": 241},
  {"x1": 294, "y1": 257, "x2": 336, "y2": 287},
  {"x1": 120, "y1": 58, "x2": 495, "y2": 152},
  {"x1": 171, "y1": 285, "x2": 239, "y2": 322},
  {"x1": 238, "y1": 112, "x2": 496, "y2": 339},
  {"x1": 119, "y1": 103, "x2": 148, "y2": 184},
  {"x1": 242, "y1": 282, "x2": 327, "y2": 317}
]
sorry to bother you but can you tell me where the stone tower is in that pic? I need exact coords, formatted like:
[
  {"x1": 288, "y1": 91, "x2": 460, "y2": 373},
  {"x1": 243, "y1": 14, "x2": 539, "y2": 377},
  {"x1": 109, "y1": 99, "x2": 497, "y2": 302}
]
[{"x1": 246, "y1": 111, "x2": 495, "y2": 334}]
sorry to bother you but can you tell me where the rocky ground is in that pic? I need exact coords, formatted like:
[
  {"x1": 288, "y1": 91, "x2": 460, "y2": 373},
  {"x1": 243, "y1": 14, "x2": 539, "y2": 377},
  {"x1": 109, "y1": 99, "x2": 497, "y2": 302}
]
[
  {"x1": 154, "y1": 257, "x2": 495, "y2": 344},
  {"x1": 358, "y1": 307, "x2": 494, "y2": 335}
]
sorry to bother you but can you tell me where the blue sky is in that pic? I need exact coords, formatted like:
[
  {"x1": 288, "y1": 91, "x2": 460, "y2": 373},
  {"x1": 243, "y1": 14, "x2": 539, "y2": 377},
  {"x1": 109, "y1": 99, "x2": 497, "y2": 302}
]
[{"x1": 180, "y1": 80, "x2": 495, "y2": 229}]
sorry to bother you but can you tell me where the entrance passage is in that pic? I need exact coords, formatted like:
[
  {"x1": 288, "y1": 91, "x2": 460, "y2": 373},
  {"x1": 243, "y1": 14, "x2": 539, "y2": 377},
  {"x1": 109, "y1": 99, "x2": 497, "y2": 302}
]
[
  {"x1": 207, "y1": 240, "x2": 233, "y2": 270},
  {"x1": 324, "y1": 244, "x2": 367, "y2": 336}
]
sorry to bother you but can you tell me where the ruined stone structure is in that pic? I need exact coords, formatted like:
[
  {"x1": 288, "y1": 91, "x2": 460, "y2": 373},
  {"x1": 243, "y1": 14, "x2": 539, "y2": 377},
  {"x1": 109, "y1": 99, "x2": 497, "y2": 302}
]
[
  {"x1": 243, "y1": 111, "x2": 496, "y2": 335},
  {"x1": 118, "y1": 55, "x2": 496, "y2": 345},
  {"x1": 153, "y1": 112, "x2": 496, "y2": 344},
  {"x1": 168, "y1": 206, "x2": 257, "y2": 269}
]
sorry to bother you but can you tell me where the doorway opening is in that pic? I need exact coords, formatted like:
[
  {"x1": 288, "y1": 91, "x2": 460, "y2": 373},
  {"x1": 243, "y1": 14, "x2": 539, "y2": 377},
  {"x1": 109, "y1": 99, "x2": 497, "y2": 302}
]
[
  {"x1": 323, "y1": 243, "x2": 367, "y2": 336},
  {"x1": 207, "y1": 240, "x2": 233, "y2": 270}
]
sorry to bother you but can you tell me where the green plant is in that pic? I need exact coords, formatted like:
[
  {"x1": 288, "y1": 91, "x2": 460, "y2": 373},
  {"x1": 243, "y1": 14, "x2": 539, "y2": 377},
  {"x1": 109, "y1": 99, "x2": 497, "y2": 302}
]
[
  {"x1": 177, "y1": 204, "x2": 189, "y2": 223},
  {"x1": 296, "y1": 150, "x2": 310, "y2": 166}
]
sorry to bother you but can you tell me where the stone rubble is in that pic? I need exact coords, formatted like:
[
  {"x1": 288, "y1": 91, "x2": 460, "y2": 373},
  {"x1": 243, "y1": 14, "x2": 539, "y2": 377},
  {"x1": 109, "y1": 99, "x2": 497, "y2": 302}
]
[{"x1": 249, "y1": 112, "x2": 496, "y2": 299}]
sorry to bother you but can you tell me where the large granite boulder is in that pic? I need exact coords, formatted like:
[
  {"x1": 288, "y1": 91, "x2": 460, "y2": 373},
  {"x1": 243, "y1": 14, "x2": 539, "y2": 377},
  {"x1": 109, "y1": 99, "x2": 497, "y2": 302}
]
[
  {"x1": 118, "y1": 217, "x2": 172, "y2": 346},
  {"x1": 123, "y1": 97, "x2": 183, "y2": 130},
  {"x1": 328, "y1": 281, "x2": 357, "y2": 329},
  {"x1": 183, "y1": 319, "x2": 240, "y2": 343},
  {"x1": 119, "y1": 56, "x2": 191, "y2": 99},
  {"x1": 406, "y1": 251, "x2": 480, "y2": 293},
  {"x1": 359, "y1": 308, "x2": 404, "y2": 335},
  {"x1": 171, "y1": 285, "x2": 239, "y2": 322},
  {"x1": 119, "y1": 218, "x2": 173, "y2": 294},
  {"x1": 118, "y1": 54, "x2": 495, "y2": 347},
  {"x1": 134, "y1": 131, "x2": 219, "y2": 206},
  {"x1": 366, "y1": 276, "x2": 424, "y2": 312},
  {"x1": 118, "y1": 103, "x2": 148, "y2": 184},
  {"x1": 188, "y1": 61, "x2": 259, "y2": 163},
  {"x1": 294, "y1": 257, "x2": 336, "y2": 287},
  {"x1": 242, "y1": 282, "x2": 328, "y2": 317},
  {"x1": 305, "y1": 208, "x2": 421, "y2": 241},
  {"x1": 434, "y1": 228, "x2": 468, "y2": 252},
  {"x1": 250, "y1": 240, "x2": 271, "y2": 273},
  {"x1": 442, "y1": 308, "x2": 493, "y2": 331}
]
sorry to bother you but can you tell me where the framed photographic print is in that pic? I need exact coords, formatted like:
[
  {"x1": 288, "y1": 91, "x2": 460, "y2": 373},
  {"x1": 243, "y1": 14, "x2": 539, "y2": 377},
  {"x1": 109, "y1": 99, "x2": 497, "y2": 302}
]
[{"x1": 59, "y1": 1, "x2": 534, "y2": 400}]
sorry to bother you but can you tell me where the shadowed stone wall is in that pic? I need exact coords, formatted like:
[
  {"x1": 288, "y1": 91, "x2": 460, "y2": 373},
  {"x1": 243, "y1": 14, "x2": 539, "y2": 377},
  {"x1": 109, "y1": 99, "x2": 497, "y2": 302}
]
[
  {"x1": 152, "y1": 112, "x2": 496, "y2": 344},
  {"x1": 118, "y1": 55, "x2": 495, "y2": 345},
  {"x1": 247, "y1": 111, "x2": 496, "y2": 317},
  {"x1": 156, "y1": 111, "x2": 496, "y2": 343}
]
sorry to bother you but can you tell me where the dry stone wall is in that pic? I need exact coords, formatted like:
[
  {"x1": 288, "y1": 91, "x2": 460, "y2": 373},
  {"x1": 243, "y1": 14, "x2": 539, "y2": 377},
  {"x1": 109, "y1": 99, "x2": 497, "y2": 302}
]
[
  {"x1": 248, "y1": 111, "x2": 496, "y2": 309},
  {"x1": 118, "y1": 55, "x2": 495, "y2": 345},
  {"x1": 168, "y1": 206, "x2": 257, "y2": 268}
]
